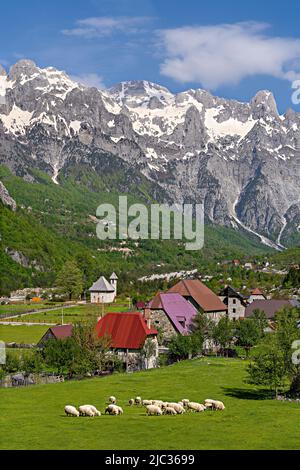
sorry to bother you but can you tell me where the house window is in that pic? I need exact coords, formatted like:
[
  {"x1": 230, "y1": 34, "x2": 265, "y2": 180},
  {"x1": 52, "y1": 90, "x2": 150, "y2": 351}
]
[
  {"x1": 232, "y1": 308, "x2": 236, "y2": 314},
  {"x1": 155, "y1": 320, "x2": 160, "y2": 325},
  {"x1": 233, "y1": 299, "x2": 236, "y2": 305}
]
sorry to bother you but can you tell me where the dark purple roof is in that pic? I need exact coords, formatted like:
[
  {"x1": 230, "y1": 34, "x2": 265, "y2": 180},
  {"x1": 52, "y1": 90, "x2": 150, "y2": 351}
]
[
  {"x1": 148, "y1": 293, "x2": 198, "y2": 334},
  {"x1": 245, "y1": 300, "x2": 296, "y2": 320}
]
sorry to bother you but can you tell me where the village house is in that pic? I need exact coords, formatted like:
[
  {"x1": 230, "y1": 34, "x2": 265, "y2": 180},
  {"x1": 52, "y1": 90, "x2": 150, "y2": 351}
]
[
  {"x1": 89, "y1": 273, "x2": 118, "y2": 304},
  {"x1": 248, "y1": 288, "x2": 267, "y2": 303},
  {"x1": 167, "y1": 279, "x2": 227, "y2": 322},
  {"x1": 245, "y1": 299, "x2": 300, "y2": 321},
  {"x1": 147, "y1": 292, "x2": 198, "y2": 342},
  {"x1": 37, "y1": 324, "x2": 73, "y2": 347},
  {"x1": 96, "y1": 312, "x2": 158, "y2": 372},
  {"x1": 219, "y1": 286, "x2": 247, "y2": 320}
]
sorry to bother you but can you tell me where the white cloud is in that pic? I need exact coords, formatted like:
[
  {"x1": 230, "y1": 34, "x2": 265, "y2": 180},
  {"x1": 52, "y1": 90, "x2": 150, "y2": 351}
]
[
  {"x1": 71, "y1": 73, "x2": 105, "y2": 90},
  {"x1": 158, "y1": 22, "x2": 300, "y2": 89},
  {"x1": 63, "y1": 16, "x2": 152, "y2": 38}
]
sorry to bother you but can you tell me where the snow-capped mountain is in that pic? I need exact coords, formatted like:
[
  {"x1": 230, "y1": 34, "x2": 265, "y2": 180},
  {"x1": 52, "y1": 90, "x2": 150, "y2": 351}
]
[{"x1": 1, "y1": 60, "x2": 300, "y2": 249}]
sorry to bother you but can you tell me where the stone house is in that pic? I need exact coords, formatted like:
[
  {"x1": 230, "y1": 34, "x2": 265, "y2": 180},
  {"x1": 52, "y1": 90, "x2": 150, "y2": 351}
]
[
  {"x1": 167, "y1": 279, "x2": 227, "y2": 322},
  {"x1": 96, "y1": 312, "x2": 159, "y2": 372},
  {"x1": 219, "y1": 286, "x2": 248, "y2": 320},
  {"x1": 248, "y1": 288, "x2": 266, "y2": 303},
  {"x1": 147, "y1": 292, "x2": 198, "y2": 343},
  {"x1": 89, "y1": 273, "x2": 118, "y2": 304}
]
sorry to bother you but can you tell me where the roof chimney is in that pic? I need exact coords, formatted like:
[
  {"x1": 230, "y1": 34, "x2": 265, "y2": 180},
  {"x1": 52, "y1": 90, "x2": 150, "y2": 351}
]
[{"x1": 143, "y1": 308, "x2": 152, "y2": 329}]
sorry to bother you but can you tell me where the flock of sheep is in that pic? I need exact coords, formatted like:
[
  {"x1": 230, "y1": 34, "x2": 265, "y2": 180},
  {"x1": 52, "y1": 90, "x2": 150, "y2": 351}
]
[{"x1": 64, "y1": 396, "x2": 225, "y2": 418}]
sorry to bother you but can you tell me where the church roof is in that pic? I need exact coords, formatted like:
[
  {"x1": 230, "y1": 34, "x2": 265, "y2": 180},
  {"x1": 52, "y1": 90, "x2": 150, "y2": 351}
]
[
  {"x1": 89, "y1": 276, "x2": 115, "y2": 293},
  {"x1": 110, "y1": 272, "x2": 118, "y2": 280}
]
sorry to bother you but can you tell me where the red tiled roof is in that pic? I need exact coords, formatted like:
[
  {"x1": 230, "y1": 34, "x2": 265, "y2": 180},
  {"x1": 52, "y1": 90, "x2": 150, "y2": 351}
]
[
  {"x1": 49, "y1": 324, "x2": 73, "y2": 339},
  {"x1": 251, "y1": 288, "x2": 265, "y2": 296},
  {"x1": 167, "y1": 279, "x2": 227, "y2": 313},
  {"x1": 96, "y1": 312, "x2": 158, "y2": 349}
]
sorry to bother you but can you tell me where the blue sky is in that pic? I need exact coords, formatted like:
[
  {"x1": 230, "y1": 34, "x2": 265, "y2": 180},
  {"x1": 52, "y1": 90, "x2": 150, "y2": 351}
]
[{"x1": 1, "y1": 0, "x2": 300, "y2": 112}]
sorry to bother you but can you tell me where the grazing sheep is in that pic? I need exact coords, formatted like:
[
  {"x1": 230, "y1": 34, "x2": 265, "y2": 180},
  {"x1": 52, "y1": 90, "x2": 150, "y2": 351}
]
[
  {"x1": 152, "y1": 400, "x2": 164, "y2": 407},
  {"x1": 164, "y1": 406, "x2": 177, "y2": 415},
  {"x1": 142, "y1": 400, "x2": 153, "y2": 407},
  {"x1": 105, "y1": 405, "x2": 120, "y2": 415},
  {"x1": 85, "y1": 405, "x2": 101, "y2": 416},
  {"x1": 129, "y1": 399, "x2": 134, "y2": 406},
  {"x1": 79, "y1": 405, "x2": 95, "y2": 417},
  {"x1": 212, "y1": 400, "x2": 225, "y2": 411},
  {"x1": 178, "y1": 401, "x2": 184, "y2": 407},
  {"x1": 146, "y1": 405, "x2": 163, "y2": 416},
  {"x1": 182, "y1": 399, "x2": 190, "y2": 407},
  {"x1": 204, "y1": 399, "x2": 216, "y2": 406},
  {"x1": 64, "y1": 405, "x2": 79, "y2": 417},
  {"x1": 172, "y1": 404, "x2": 185, "y2": 414},
  {"x1": 187, "y1": 402, "x2": 206, "y2": 413},
  {"x1": 109, "y1": 396, "x2": 117, "y2": 404},
  {"x1": 116, "y1": 406, "x2": 124, "y2": 415},
  {"x1": 135, "y1": 396, "x2": 142, "y2": 405}
]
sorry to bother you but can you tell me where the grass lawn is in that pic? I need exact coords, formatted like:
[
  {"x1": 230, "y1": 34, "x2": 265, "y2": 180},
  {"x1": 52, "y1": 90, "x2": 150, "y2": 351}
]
[
  {"x1": 1, "y1": 358, "x2": 300, "y2": 450},
  {"x1": 0, "y1": 325, "x2": 49, "y2": 344},
  {"x1": 9, "y1": 303, "x2": 131, "y2": 324},
  {"x1": 0, "y1": 303, "x2": 57, "y2": 316}
]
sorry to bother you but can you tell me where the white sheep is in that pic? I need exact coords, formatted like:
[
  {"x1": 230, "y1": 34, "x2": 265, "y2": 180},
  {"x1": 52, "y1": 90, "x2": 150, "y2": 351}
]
[
  {"x1": 182, "y1": 399, "x2": 190, "y2": 407},
  {"x1": 116, "y1": 406, "x2": 124, "y2": 415},
  {"x1": 142, "y1": 400, "x2": 153, "y2": 407},
  {"x1": 109, "y1": 396, "x2": 117, "y2": 404},
  {"x1": 146, "y1": 405, "x2": 163, "y2": 416},
  {"x1": 187, "y1": 402, "x2": 206, "y2": 413},
  {"x1": 79, "y1": 405, "x2": 95, "y2": 417},
  {"x1": 64, "y1": 405, "x2": 79, "y2": 417},
  {"x1": 164, "y1": 406, "x2": 177, "y2": 415},
  {"x1": 172, "y1": 404, "x2": 185, "y2": 414},
  {"x1": 152, "y1": 400, "x2": 164, "y2": 407},
  {"x1": 212, "y1": 400, "x2": 225, "y2": 411},
  {"x1": 135, "y1": 396, "x2": 142, "y2": 405},
  {"x1": 105, "y1": 405, "x2": 120, "y2": 415},
  {"x1": 85, "y1": 405, "x2": 101, "y2": 416},
  {"x1": 128, "y1": 399, "x2": 134, "y2": 406},
  {"x1": 204, "y1": 399, "x2": 216, "y2": 406}
]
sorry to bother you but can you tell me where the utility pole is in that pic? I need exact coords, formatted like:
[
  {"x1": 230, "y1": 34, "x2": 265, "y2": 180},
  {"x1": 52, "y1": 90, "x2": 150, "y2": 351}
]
[{"x1": 61, "y1": 307, "x2": 64, "y2": 325}]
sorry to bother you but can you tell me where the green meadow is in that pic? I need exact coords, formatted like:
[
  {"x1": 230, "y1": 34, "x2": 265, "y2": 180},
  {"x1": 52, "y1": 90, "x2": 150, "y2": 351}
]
[{"x1": 1, "y1": 358, "x2": 300, "y2": 450}]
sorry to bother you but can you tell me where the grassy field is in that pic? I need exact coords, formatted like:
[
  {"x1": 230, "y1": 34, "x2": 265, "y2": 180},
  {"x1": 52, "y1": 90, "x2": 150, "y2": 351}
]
[
  {"x1": 0, "y1": 303, "x2": 62, "y2": 316},
  {"x1": 4, "y1": 303, "x2": 131, "y2": 324},
  {"x1": 0, "y1": 325, "x2": 49, "y2": 343},
  {"x1": 1, "y1": 358, "x2": 300, "y2": 450}
]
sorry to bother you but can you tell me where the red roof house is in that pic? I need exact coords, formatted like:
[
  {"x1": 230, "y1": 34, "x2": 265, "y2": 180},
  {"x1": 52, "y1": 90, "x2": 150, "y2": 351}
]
[
  {"x1": 96, "y1": 312, "x2": 158, "y2": 350},
  {"x1": 37, "y1": 324, "x2": 73, "y2": 347},
  {"x1": 167, "y1": 279, "x2": 227, "y2": 314}
]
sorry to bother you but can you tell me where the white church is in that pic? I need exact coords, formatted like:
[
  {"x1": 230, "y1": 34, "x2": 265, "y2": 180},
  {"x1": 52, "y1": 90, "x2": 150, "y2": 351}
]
[{"x1": 89, "y1": 273, "x2": 118, "y2": 304}]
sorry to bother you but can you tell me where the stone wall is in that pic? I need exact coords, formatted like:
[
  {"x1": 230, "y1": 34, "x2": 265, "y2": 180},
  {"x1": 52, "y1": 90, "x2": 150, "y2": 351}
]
[{"x1": 149, "y1": 309, "x2": 178, "y2": 343}]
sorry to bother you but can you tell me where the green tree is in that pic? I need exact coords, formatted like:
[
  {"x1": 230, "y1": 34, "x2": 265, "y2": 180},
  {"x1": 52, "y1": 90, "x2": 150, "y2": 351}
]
[
  {"x1": 190, "y1": 312, "x2": 214, "y2": 342},
  {"x1": 252, "y1": 309, "x2": 268, "y2": 338},
  {"x1": 212, "y1": 316, "x2": 233, "y2": 356},
  {"x1": 247, "y1": 336, "x2": 287, "y2": 398},
  {"x1": 56, "y1": 261, "x2": 83, "y2": 301},
  {"x1": 235, "y1": 318, "x2": 260, "y2": 357},
  {"x1": 168, "y1": 335, "x2": 193, "y2": 362},
  {"x1": 140, "y1": 338, "x2": 158, "y2": 370}
]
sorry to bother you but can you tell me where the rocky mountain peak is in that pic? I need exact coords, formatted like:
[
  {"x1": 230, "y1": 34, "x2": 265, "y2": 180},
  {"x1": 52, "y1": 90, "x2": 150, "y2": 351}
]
[
  {"x1": 9, "y1": 59, "x2": 39, "y2": 81},
  {"x1": 250, "y1": 90, "x2": 278, "y2": 118},
  {"x1": 0, "y1": 64, "x2": 7, "y2": 77}
]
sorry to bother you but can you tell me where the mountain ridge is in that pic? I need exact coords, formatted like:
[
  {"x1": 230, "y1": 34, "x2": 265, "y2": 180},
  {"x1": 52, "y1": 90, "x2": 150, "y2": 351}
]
[{"x1": 0, "y1": 60, "x2": 300, "y2": 249}]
